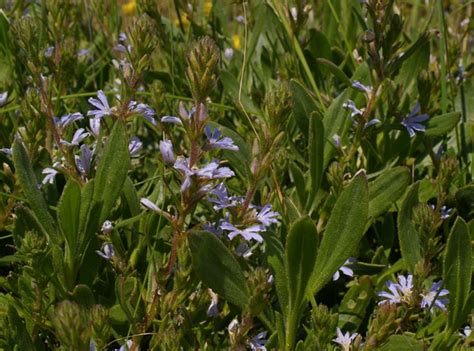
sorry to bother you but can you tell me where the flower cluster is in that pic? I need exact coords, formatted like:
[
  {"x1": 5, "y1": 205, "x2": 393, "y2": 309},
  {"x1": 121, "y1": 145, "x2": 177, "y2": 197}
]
[{"x1": 378, "y1": 274, "x2": 449, "y2": 311}]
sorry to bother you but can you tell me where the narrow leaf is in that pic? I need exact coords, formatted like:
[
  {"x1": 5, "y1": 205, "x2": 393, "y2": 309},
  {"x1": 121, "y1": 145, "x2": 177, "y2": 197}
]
[
  {"x1": 397, "y1": 183, "x2": 421, "y2": 272},
  {"x1": 308, "y1": 113, "x2": 325, "y2": 207},
  {"x1": 58, "y1": 180, "x2": 81, "y2": 248},
  {"x1": 425, "y1": 112, "x2": 461, "y2": 137},
  {"x1": 444, "y1": 217, "x2": 471, "y2": 331}
]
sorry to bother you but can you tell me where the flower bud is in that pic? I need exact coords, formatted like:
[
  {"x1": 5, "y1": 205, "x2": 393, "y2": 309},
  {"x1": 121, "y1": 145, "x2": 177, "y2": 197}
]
[{"x1": 160, "y1": 139, "x2": 175, "y2": 164}]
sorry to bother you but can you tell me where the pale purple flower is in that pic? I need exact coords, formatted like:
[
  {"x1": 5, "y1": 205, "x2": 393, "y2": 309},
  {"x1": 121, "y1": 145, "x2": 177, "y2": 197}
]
[
  {"x1": 235, "y1": 243, "x2": 253, "y2": 258},
  {"x1": 401, "y1": 103, "x2": 429, "y2": 138},
  {"x1": 224, "y1": 48, "x2": 234, "y2": 60},
  {"x1": 95, "y1": 243, "x2": 115, "y2": 260},
  {"x1": 333, "y1": 259, "x2": 355, "y2": 281},
  {"x1": 140, "y1": 198, "x2": 161, "y2": 213},
  {"x1": 173, "y1": 157, "x2": 235, "y2": 192},
  {"x1": 101, "y1": 220, "x2": 113, "y2": 234},
  {"x1": 208, "y1": 183, "x2": 235, "y2": 210},
  {"x1": 87, "y1": 90, "x2": 112, "y2": 118},
  {"x1": 364, "y1": 118, "x2": 380, "y2": 129},
  {"x1": 118, "y1": 32, "x2": 127, "y2": 42},
  {"x1": 352, "y1": 80, "x2": 372, "y2": 94},
  {"x1": 378, "y1": 274, "x2": 413, "y2": 305},
  {"x1": 129, "y1": 102, "x2": 157, "y2": 125},
  {"x1": 256, "y1": 205, "x2": 279, "y2": 227},
  {"x1": 220, "y1": 222, "x2": 265, "y2": 243},
  {"x1": 159, "y1": 139, "x2": 175, "y2": 164},
  {"x1": 42, "y1": 167, "x2": 58, "y2": 185},
  {"x1": 44, "y1": 46, "x2": 54, "y2": 58},
  {"x1": 89, "y1": 117, "x2": 101, "y2": 137},
  {"x1": 161, "y1": 116, "x2": 183, "y2": 124},
  {"x1": 0, "y1": 91, "x2": 8, "y2": 107},
  {"x1": 332, "y1": 134, "x2": 341, "y2": 148},
  {"x1": 420, "y1": 281, "x2": 449, "y2": 311},
  {"x1": 343, "y1": 100, "x2": 363, "y2": 118},
  {"x1": 460, "y1": 326, "x2": 471, "y2": 339},
  {"x1": 0, "y1": 148, "x2": 12, "y2": 156},
  {"x1": 203, "y1": 220, "x2": 224, "y2": 237},
  {"x1": 75, "y1": 144, "x2": 93, "y2": 175},
  {"x1": 204, "y1": 125, "x2": 239, "y2": 151},
  {"x1": 440, "y1": 206, "x2": 453, "y2": 219},
  {"x1": 249, "y1": 331, "x2": 268, "y2": 351},
  {"x1": 61, "y1": 128, "x2": 89, "y2": 146},
  {"x1": 333, "y1": 328, "x2": 358, "y2": 351},
  {"x1": 77, "y1": 48, "x2": 90, "y2": 57},
  {"x1": 236, "y1": 15, "x2": 245, "y2": 23},
  {"x1": 128, "y1": 137, "x2": 143, "y2": 157},
  {"x1": 116, "y1": 339, "x2": 134, "y2": 351},
  {"x1": 54, "y1": 112, "x2": 84, "y2": 129}
]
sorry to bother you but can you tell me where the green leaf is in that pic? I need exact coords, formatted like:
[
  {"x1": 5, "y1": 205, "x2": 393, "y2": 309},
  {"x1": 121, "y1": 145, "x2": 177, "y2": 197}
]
[
  {"x1": 338, "y1": 276, "x2": 373, "y2": 330},
  {"x1": 444, "y1": 218, "x2": 471, "y2": 332},
  {"x1": 121, "y1": 177, "x2": 140, "y2": 217},
  {"x1": 308, "y1": 113, "x2": 325, "y2": 207},
  {"x1": 323, "y1": 89, "x2": 351, "y2": 167},
  {"x1": 455, "y1": 185, "x2": 474, "y2": 221},
  {"x1": 289, "y1": 162, "x2": 306, "y2": 207},
  {"x1": 397, "y1": 183, "x2": 421, "y2": 272},
  {"x1": 7, "y1": 306, "x2": 34, "y2": 350},
  {"x1": 221, "y1": 70, "x2": 261, "y2": 115},
  {"x1": 189, "y1": 231, "x2": 250, "y2": 309},
  {"x1": 266, "y1": 234, "x2": 289, "y2": 320},
  {"x1": 378, "y1": 334, "x2": 424, "y2": 351},
  {"x1": 286, "y1": 217, "x2": 318, "y2": 313},
  {"x1": 368, "y1": 167, "x2": 411, "y2": 218},
  {"x1": 93, "y1": 121, "x2": 130, "y2": 225},
  {"x1": 290, "y1": 79, "x2": 319, "y2": 137},
  {"x1": 12, "y1": 137, "x2": 59, "y2": 243},
  {"x1": 311, "y1": 171, "x2": 368, "y2": 294},
  {"x1": 58, "y1": 180, "x2": 81, "y2": 248},
  {"x1": 425, "y1": 112, "x2": 461, "y2": 137},
  {"x1": 315, "y1": 58, "x2": 351, "y2": 86}
]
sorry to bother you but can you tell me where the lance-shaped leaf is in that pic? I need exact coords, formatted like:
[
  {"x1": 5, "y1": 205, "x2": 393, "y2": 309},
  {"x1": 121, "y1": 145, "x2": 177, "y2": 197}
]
[
  {"x1": 310, "y1": 171, "x2": 368, "y2": 294},
  {"x1": 425, "y1": 112, "x2": 461, "y2": 137},
  {"x1": 285, "y1": 217, "x2": 318, "y2": 349},
  {"x1": 190, "y1": 231, "x2": 250, "y2": 309},
  {"x1": 12, "y1": 138, "x2": 59, "y2": 243},
  {"x1": 368, "y1": 167, "x2": 410, "y2": 218},
  {"x1": 58, "y1": 180, "x2": 81, "y2": 248},
  {"x1": 308, "y1": 113, "x2": 325, "y2": 208},
  {"x1": 92, "y1": 121, "x2": 130, "y2": 225},
  {"x1": 444, "y1": 218, "x2": 471, "y2": 332},
  {"x1": 290, "y1": 80, "x2": 318, "y2": 137},
  {"x1": 397, "y1": 183, "x2": 421, "y2": 272}
]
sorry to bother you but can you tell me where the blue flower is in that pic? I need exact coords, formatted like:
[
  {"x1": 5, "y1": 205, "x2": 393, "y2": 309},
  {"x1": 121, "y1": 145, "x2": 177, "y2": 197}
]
[
  {"x1": 87, "y1": 90, "x2": 113, "y2": 118},
  {"x1": 44, "y1": 46, "x2": 54, "y2": 58},
  {"x1": 54, "y1": 112, "x2": 84, "y2": 130},
  {"x1": 343, "y1": 100, "x2": 363, "y2": 118},
  {"x1": 208, "y1": 183, "x2": 242, "y2": 210},
  {"x1": 128, "y1": 137, "x2": 143, "y2": 157},
  {"x1": 333, "y1": 258, "x2": 355, "y2": 281},
  {"x1": 378, "y1": 274, "x2": 413, "y2": 305},
  {"x1": 401, "y1": 103, "x2": 429, "y2": 138},
  {"x1": 220, "y1": 221, "x2": 265, "y2": 243},
  {"x1": 173, "y1": 157, "x2": 235, "y2": 192},
  {"x1": 256, "y1": 204, "x2": 279, "y2": 227},
  {"x1": 204, "y1": 125, "x2": 239, "y2": 151},
  {"x1": 159, "y1": 139, "x2": 175, "y2": 164},
  {"x1": 420, "y1": 281, "x2": 449, "y2": 311},
  {"x1": 0, "y1": 147, "x2": 12, "y2": 156},
  {"x1": 249, "y1": 331, "x2": 268, "y2": 351},
  {"x1": 333, "y1": 328, "x2": 358, "y2": 351},
  {"x1": 75, "y1": 144, "x2": 93, "y2": 175},
  {"x1": 42, "y1": 167, "x2": 59, "y2": 185},
  {"x1": 352, "y1": 80, "x2": 372, "y2": 94},
  {"x1": 60, "y1": 128, "x2": 89, "y2": 147},
  {"x1": 129, "y1": 101, "x2": 157, "y2": 125}
]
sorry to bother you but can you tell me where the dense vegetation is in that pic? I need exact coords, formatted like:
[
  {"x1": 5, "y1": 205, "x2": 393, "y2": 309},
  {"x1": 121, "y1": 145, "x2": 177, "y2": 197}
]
[{"x1": 0, "y1": 0, "x2": 473, "y2": 350}]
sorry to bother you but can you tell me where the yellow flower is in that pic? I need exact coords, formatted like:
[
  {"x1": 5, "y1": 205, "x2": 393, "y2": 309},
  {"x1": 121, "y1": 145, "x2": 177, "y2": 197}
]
[
  {"x1": 232, "y1": 35, "x2": 241, "y2": 50},
  {"x1": 204, "y1": 0, "x2": 213, "y2": 16},
  {"x1": 174, "y1": 13, "x2": 190, "y2": 28},
  {"x1": 122, "y1": 0, "x2": 136, "y2": 15}
]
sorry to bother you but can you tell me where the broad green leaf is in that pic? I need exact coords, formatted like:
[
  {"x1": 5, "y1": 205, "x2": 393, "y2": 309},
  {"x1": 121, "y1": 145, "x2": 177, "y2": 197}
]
[
  {"x1": 425, "y1": 112, "x2": 461, "y2": 137},
  {"x1": 338, "y1": 276, "x2": 373, "y2": 330},
  {"x1": 286, "y1": 217, "x2": 318, "y2": 314},
  {"x1": 308, "y1": 113, "x2": 325, "y2": 207},
  {"x1": 58, "y1": 180, "x2": 81, "y2": 248},
  {"x1": 93, "y1": 121, "x2": 130, "y2": 225},
  {"x1": 121, "y1": 177, "x2": 140, "y2": 217},
  {"x1": 397, "y1": 37, "x2": 430, "y2": 90},
  {"x1": 12, "y1": 137, "x2": 59, "y2": 243},
  {"x1": 70, "y1": 284, "x2": 95, "y2": 308},
  {"x1": 443, "y1": 218, "x2": 471, "y2": 332},
  {"x1": 368, "y1": 167, "x2": 411, "y2": 218},
  {"x1": 311, "y1": 171, "x2": 368, "y2": 294},
  {"x1": 189, "y1": 231, "x2": 250, "y2": 309},
  {"x1": 266, "y1": 234, "x2": 289, "y2": 319},
  {"x1": 323, "y1": 89, "x2": 351, "y2": 167},
  {"x1": 385, "y1": 32, "x2": 430, "y2": 75},
  {"x1": 397, "y1": 183, "x2": 421, "y2": 272},
  {"x1": 290, "y1": 79, "x2": 319, "y2": 137},
  {"x1": 378, "y1": 334, "x2": 424, "y2": 350}
]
